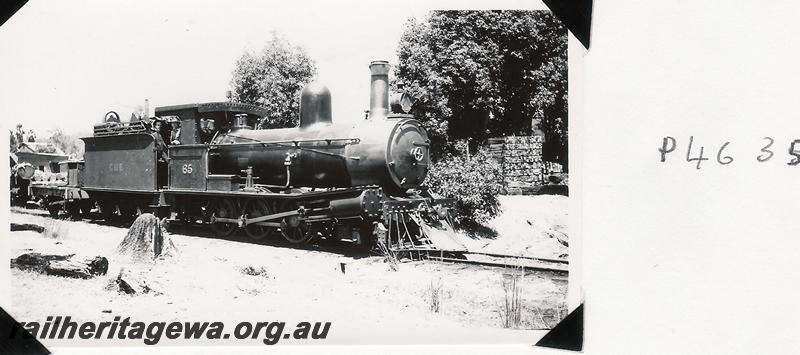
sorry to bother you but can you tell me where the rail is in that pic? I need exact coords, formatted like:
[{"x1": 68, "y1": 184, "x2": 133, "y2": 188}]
[
  {"x1": 424, "y1": 255, "x2": 569, "y2": 278},
  {"x1": 391, "y1": 248, "x2": 569, "y2": 279}
]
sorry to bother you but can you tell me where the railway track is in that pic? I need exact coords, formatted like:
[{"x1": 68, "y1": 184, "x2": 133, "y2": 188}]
[
  {"x1": 465, "y1": 251, "x2": 568, "y2": 265},
  {"x1": 11, "y1": 207, "x2": 570, "y2": 279},
  {"x1": 428, "y1": 254, "x2": 568, "y2": 280},
  {"x1": 394, "y1": 248, "x2": 569, "y2": 280}
]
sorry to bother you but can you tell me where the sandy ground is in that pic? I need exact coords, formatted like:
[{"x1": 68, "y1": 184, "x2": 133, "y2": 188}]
[
  {"x1": 456, "y1": 195, "x2": 569, "y2": 259},
  {"x1": 7, "y1": 195, "x2": 568, "y2": 346}
]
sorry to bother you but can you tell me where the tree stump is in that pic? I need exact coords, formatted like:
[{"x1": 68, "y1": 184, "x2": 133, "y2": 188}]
[
  {"x1": 11, "y1": 253, "x2": 108, "y2": 279},
  {"x1": 116, "y1": 213, "x2": 177, "y2": 260}
]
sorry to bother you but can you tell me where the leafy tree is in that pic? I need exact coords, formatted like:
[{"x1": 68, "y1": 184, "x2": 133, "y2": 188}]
[
  {"x1": 9, "y1": 124, "x2": 84, "y2": 158},
  {"x1": 48, "y1": 129, "x2": 84, "y2": 159},
  {"x1": 10, "y1": 124, "x2": 31, "y2": 152},
  {"x1": 395, "y1": 10, "x2": 568, "y2": 166},
  {"x1": 10, "y1": 127, "x2": 20, "y2": 152},
  {"x1": 230, "y1": 33, "x2": 317, "y2": 128}
]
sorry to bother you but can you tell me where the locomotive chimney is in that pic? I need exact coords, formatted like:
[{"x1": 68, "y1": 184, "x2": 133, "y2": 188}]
[
  {"x1": 368, "y1": 60, "x2": 390, "y2": 119},
  {"x1": 299, "y1": 82, "x2": 332, "y2": 128}
]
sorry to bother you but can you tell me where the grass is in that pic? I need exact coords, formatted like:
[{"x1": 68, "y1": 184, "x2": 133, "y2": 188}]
[
  {"x1": 498, "y1": 269, "x2": 523, "y2": 328},
  {"x1": 529, "y1": 301, "x2": 569, "y2": 329},
  {"x1": 375, "y1": 235, "x2": 399, "y2": 271},
  {"x1": 427, "y1": 276, "x2": 444, "y2": 313},
  {"x1": 496, "y1": 265, "x2": 569, "y2": 329},
  {"x1": 42, "y1": 220, "x2": 66, "y2": 239}
]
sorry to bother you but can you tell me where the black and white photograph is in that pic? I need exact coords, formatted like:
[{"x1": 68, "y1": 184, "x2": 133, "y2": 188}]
[
  {"x1": 9, "y1": 1, "x2": 800, "y2": 354},
  {"x1": 1, "y1": 0, "x2": 581, "y2": 351}
]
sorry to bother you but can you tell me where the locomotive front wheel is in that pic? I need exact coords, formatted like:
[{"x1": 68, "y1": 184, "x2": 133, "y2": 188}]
[
  {"x1": 243, "y1": 199, "x2": 275, "y2": 240},
  {"x1": 210, "y1": 199, "x2": 237, "y2": 237},
  {"x1": 280, "y1": 218, "x2": 313, "y2": 244},
  {"x1": 356, "y1": 222, "x2": 377, "y2": 250}
]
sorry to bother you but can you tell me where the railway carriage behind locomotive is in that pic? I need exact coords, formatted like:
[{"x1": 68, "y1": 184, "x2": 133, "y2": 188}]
[{"x1": 18, "y1": 61, "x2": 463, "y2": 250}]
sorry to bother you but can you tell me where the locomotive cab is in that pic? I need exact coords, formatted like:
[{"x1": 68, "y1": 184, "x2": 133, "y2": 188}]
[
  {"x1": 153, "y1": 103, "x2": 270, "y2": 191},
  {"x1": 154, "y1": 102, "x2": 269, "y2": 146}
]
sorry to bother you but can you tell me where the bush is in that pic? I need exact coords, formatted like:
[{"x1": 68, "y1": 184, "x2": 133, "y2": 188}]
[{"x1": 424, "y1": 148, "x2": 503, "y2": 226}]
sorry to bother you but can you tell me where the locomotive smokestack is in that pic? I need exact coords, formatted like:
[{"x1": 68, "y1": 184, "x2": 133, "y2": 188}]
[{"x1": 368, "y1": 60, "x2": 390, "y2": 119}]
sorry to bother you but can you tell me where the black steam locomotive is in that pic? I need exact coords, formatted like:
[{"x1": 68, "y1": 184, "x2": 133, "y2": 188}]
[{"x1": 12, "y1": 61, "x2": 464, "y2": 251}]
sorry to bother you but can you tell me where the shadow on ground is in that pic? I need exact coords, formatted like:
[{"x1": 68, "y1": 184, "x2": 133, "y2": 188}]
[{"x1": 10, "y1": 206, "x2": 373, "y2": 259}]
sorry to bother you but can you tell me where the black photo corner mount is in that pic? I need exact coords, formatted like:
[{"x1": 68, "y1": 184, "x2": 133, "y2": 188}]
[
  {"x1": 535, "y1": 303, "x2": 584, "y2": 351},
  {"x1": 0, "y1": 306, "x2": 51, "y2": 355},
  {"x1": 543, "y1": 0, "x2": 593, "y2": 49},
  {"x1": 0, "y1": 0, "x2": 27, "y2": 27}
]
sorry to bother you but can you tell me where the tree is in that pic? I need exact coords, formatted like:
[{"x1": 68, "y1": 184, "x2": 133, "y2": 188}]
[
  {"x1": 48, "y1": 129, "x2": 84, "y2": 159},
  {"x1": 230, "y1": 33, "x2": 317, "y2": 128},
  {"x1": 9, "y1": 129, "x2": 19, "y2": 152},
  {"x1": 10, "y1": 124, "x2": 31, "y2": 152},
  {"x1": 395, "y1": 10, "x2": 568, "y2": 166}
]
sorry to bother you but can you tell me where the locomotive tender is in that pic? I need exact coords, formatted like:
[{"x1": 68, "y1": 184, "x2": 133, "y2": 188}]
[{"x1": 17, "y1": 61, "x2": 463, "y2": 250}]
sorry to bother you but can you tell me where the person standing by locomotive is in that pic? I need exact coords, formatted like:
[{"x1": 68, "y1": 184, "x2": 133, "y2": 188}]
[
  {"x1": 169, "y1": 118, "x2": 181, "y2": 145},
  {"x1": 199, "y1": 118, "x2": 216, "y2": 143},
  {"x1": 151, "y1": 119, "x2": 168, "y2": 160}
]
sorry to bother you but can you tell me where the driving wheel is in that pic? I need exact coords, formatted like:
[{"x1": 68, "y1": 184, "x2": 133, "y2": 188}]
[
  {"x1": 278, "y1": 200, "x2": 314, "y2": 244},
  {"x1": 211, "y1": 198, "x2": 237, "y2": 237},
  {"x1": 243, "y1": 199, "x2": 275, "y2": 240}
]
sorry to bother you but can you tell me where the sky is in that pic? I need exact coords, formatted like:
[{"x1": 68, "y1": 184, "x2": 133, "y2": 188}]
[{"x1": 0, "y1": 0, "x2": 545, "y2": 136}]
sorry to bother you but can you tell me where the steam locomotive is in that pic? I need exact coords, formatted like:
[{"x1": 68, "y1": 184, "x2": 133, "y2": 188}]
[{"x1": 11, "y1": 61, "x2": 464, "y2": 251}]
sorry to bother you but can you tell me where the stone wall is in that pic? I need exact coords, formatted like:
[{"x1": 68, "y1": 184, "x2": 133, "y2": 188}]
[{"x1": 488, "y1": 135, "x2": 563, "y2": 192}]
